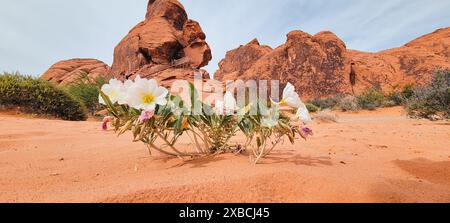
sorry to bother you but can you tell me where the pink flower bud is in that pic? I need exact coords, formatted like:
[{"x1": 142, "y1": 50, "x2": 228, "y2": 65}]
[
  {"x1": 102, "y1": 116, "x2": 112, "y2": 131},
  {"x1": 139, "y1": 108, "x2": 155, "y2": 123},
  {"x1": 300, "y1": 127, "x2": 314, "y2": 138}
]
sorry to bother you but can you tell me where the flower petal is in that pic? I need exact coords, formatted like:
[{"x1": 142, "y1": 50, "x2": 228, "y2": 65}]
[
  {"x1": 155, "y1": 86, "x2": 169, "y2": 98},
  {"x1": 148, "y1": 79, "x2": 158, "y2": 92},
  {"x1": 224, "y1": 91, "x2": 237, "y2": 113},
  {"x1": 297, "y1": 103, "x2": 312, "y2": 123},
  {"x1": 283, "y1": 82, "x2": 295, "y2": 99}
]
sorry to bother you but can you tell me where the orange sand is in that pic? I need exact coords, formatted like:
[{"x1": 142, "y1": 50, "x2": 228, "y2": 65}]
[{"x1": 1, "y1": 107, "x2": 449, "y2": 203}]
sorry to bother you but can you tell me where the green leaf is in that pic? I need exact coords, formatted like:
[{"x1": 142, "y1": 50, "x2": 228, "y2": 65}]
[
  {"x1": 173, "y1": 115, "x2": 183, "y2": 136},
  {"x1": 99, "y1": 91, "x2": 119, "y2": 117}
]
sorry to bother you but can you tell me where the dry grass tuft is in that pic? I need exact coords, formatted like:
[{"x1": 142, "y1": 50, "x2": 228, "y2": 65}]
[{"x1": 313, "y1": 110, "x2": 339, "y2": 123}]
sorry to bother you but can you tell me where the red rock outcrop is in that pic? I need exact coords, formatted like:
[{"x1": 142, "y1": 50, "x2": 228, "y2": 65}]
[
  {"x1": 348, "y1": 28, "x2": 450, "y2": 94},
  {"x1": 41, "y1": 59, "x2": 110, "y2": 85},
  {"x1": 215, "y1": 31, "x2": 348, "y2": 98},
  {"x1": 110, "y1": 0, "x2": 212, "y2": 86},
  {"x1": 214, "y1": 39, "x2": 272, "y2": 80},
  {"x1": 215, "y1": 27, "x2": 450, "y2": 99}
]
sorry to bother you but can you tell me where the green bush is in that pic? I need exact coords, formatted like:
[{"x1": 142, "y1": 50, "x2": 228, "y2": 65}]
[
  {"x1": 305, "y1": 103, "x2": 319, "y2": 113},
  {"x1": 337, "y1": 95, "x2": 360, "y2": 112},
  {"x1": 402, "y1": 84, "x2": 415, "y2": 100},
  {"x1": 356, "y1": 88, "x2": 387, "y2": 110},
  {"x1": 0, "y1": 72, "x2": 88, "y2": 121},
  {"x1": 387, "y1": 84, "x2": 415, "y2": 106},
  {"x1": 407, "y1": 70, "x2": 450, "y2": 120},
  {"x1": 64, "y1": 73, "x2": 106, "y2": 115},
  {"x1": 310, "y1": 94, "x2": 345, "y2": 110}
]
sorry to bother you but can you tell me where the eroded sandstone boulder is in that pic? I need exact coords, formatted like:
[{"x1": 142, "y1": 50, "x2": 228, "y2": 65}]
[
  {"x1": 216, "y1": 30, "x2": 348, "y2": 99},
  {"x1": 214, "y1": 39, "x2": 272, "y2": 81},
  {"x1": 41, "y1": 59, "x2": 110, "y2": 85},
  {"x1": 110, "y1": 0, "x2": 212, "y2": 86}
]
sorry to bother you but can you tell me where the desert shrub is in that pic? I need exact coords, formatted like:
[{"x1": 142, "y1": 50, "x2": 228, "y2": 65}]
[
  {"x1": 387, "y1": 92, "x2": 404, "y2": 106},
  {"x1": 407, "y1": 70, "x2": 450, "y2": 120},
  {"x1": 310, "y1": 94, "x2": 345, "y2": 110},
  {"x1": 387, "y1": 84, "x2": 415, "y2": 106},
  {"x1": 0, "y1": 72, "x2": 88, "y2": 121},
  {"x1": 356, "y1": 88, "x2": 387, "y2": 110},
  {"x1": 337, "y1": 95, "x2": 360, "y2": 112},
  {"x1": 402, "y1": 84, "x2": 415, "y2": 100},
  {"x1": 313, "y1": 110, "x2": 338, "y2": 123},
  {"x1": 305, "y1": 103, "x2": 319, "y2": 113},
  {"x1": 64, "y1": 73, "x2": 107, "y2": 115}
]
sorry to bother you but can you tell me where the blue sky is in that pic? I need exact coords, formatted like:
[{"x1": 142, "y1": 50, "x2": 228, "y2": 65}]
[{"x1": 1, "y1": 0, "x2": 449, "y2": 77}]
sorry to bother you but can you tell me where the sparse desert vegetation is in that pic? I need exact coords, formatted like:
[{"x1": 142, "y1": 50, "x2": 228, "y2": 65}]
[
  {"x1": 63, "y1": 72, "x2": 107, "y2": 115},
  {"x1": 0, "y1": 72, "x2": 88, "y2": 121},
  {"x1": 406, "y1": 70, "x2": 450, "y2": 120},
  {"x1": 307, "y1": 70, "x2": 449, "y2": 121}
]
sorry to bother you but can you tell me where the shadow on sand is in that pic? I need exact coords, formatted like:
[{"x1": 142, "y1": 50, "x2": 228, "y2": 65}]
[{"x1": 259, "y1": 152, "x2": 333, "y2": 167}]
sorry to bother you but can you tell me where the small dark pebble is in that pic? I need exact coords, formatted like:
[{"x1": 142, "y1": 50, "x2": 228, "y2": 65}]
[{"x1": 340, "y1": 161, "x2": 347, "y2": 165}]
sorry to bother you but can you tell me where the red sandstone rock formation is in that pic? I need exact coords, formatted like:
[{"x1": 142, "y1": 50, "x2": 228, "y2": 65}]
[
  {"x1": 215, "y1": 27, "x2": 450, "y2": 99},
  {"x1": 41, "y1": 0, "x2": 210, "y2": 87},
  {"x1": 214, "y1": 39, "x2": 272, "y2": 81},
  {"x1": 110, "y1": 0, "x2": 212, "y2": 86},
  {"x1": 41, "y1": 59, "x2": 110, "y2": 85},
  {"x1": 348, "y1": 28, "x2": 450, "y2": 94}
]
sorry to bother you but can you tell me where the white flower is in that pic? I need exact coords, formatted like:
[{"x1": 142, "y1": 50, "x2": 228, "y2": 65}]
[
  {"x1": 280, "y1": 82, "x2": 302, "y2": 108},
  {"x1": 296, "y1": 103, "x2": 312, "y2": 123},
  {"x1": 99, "y1": 79, "x2": 126, "y2": 105},
  {"x1": 214, "y1": 100, "x2": 225, "y2": 115},
  {"x1": 117, "y1": 79, "x2": 133, "y2": 105},
  {"x1": 214, "y1": 91, "x2": 237, "y2": 115},
  {"x1": 261, "y1": 106, "x2": 280, "y2": 128},
  {"x1": 261, "y1": 117, "x2": 278, "y2": 128},
  {"x1": 224, "y1": 91, "x2": 238, "y2": 113},
  {"x1": 126, "y1": 76, "x2": 168, "y2": 110}
]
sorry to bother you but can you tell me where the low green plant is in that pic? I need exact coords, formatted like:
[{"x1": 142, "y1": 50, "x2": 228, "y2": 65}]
[
  {"x1": 64, "y1": 72, "x2": 107, "y2": 115},
  {"x1": 0, "y1": 72, "x2": 87, "y2": 121},
  {"x1": 309, "y1": 94, "x2": 345, "y2": 110},
  {"x1": 356, "y1": 88, "x2": 387, "y2": 110},
  {"x1": 100, "y1": 78, "x2": 312, "y2": 164},
  {"x1": 387, "y1": 84, "x2": 415, "y2": 106},
  {"x1": 407, "y1": 70, "x2": 450, "y2": 120},
  {"x1": 305, "y1": 103, "x2": 319, "y2": 113},
  {"x1": 337, "y1": 95, "x2": 360, "y2": 112}
]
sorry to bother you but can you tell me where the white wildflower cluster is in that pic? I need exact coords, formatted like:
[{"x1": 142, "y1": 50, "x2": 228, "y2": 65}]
[{"x1": 99, "y1": 76, "x2": 312, "y2": 164}]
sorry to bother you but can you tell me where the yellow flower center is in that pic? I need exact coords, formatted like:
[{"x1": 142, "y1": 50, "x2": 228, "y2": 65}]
[
  {"x1": 110, "y1": 90, "x2": 118, "y2": 98},
  {"x1": 142, "y1": 93, "x2": 155, "y2": 105}
]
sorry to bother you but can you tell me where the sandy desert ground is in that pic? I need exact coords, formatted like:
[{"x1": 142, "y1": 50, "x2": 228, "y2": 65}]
[{"x1": 0, "y1": 107, "x2": 449, "y2": 203}]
